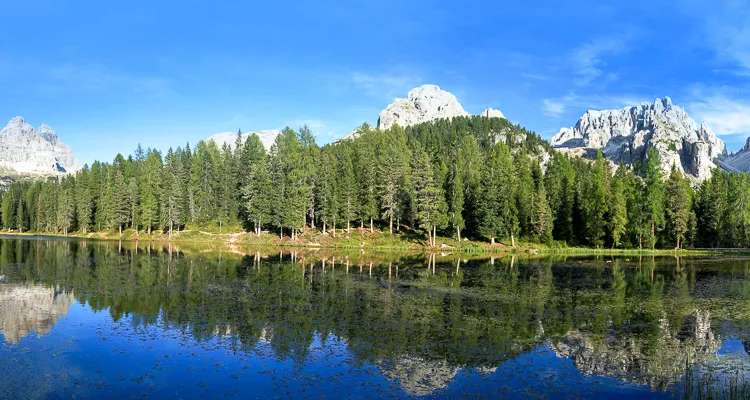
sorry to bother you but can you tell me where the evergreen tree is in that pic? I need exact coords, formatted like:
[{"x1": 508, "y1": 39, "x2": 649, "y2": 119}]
[
  {"x1": 241, "y1": 154, "x2": 272, "y2": 236},
  {"x1": 75, "y1": 167, "x2": 93, "y2": 233},
  {"x1": 583, "y1": 152, "x2": 609, "y2": 248},
  {"x1": 140, "y1": 150, "x2": 162, "y2": 235},
  {"x1": 666, "y1": 167, "x2": 691, "y2": 249},
  {"x1": 608, "y1": 166, "x2": 629, "y2": 248},
  {"x1": 477, "y1": 142, "x2": 517, "y2": 246},
  {"x1": 641, "y1": 148, "x2": 666, "y2": 249},
  {"x1": 411, "y1": 147, "x2": 445, "y2": 247}
]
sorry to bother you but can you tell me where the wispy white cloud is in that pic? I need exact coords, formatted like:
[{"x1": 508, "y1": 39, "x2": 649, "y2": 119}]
[
  {"x1": 697, "y1": 0, "x2": 750, "y2": 75},
  {"x1": 521, "y1": 72, "x2": 548, "y2": 81},
  {"x1": 570, "y1": 32, "x2": 638, "y2": 86},
  {"x1": 350, "y1": 71, "x2": 422, "y2": 101},
  {"x1": 688, "y1": 94, "x2": 750, "y2": 137},
  {"x1": 35, "y1": 63, "x2": 172, "y2": 97},
  {"x1": 542, "y1": 92, "x2": 643, "y2": 118},
  {"x1": 543, "y1": 98, "x2": 566, "y2": 116}
]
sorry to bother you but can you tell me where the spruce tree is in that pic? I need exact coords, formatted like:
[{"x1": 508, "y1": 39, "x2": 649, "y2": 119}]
[
  {"x1": 666, "y1": 167, "x2": 691, "y2": 249},
  {"x1": 608, "y1": 166, "x2": 629, "y2": 248},
  {"x1": 411, "y1": 147, "x2": 445, "y2": 247},
  {"x1": 478, "y1": 142, "x2": 517, "y2": 246}
]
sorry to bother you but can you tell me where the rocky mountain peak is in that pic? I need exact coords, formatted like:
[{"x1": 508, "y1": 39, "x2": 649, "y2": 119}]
[
  {"x1": 377, "y1": 84, "x2": 469, "y2": 130},
  {"x1": 37, "y1": 124, "x2": 59, "y2": 144},
  {"x1": 0, "y1": 117, "x2": 81, "y2": 176},
  {"x1": 550, "y1": 98, "x2": 726, "y2": 181}
]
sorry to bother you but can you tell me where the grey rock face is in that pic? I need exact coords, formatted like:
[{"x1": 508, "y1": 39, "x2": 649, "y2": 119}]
[
  {"x1": 206, "y1": 130, "x2": 280, "y2": 152},
  {"x1": 716, "y1": 137, "x2": 750, "y2": 173},
  {"x1": 550, "y1": 98, "x2": 726, "y2": 180},
  {"x1": 481, "y1": 108, "x2": 505, "y2": 119},
  {"x1": 377, "y1": 85, "x2": 469, "y2": 130},
  {"x1": 0, "y1": 117, "x2": 81, "y2": 176}
]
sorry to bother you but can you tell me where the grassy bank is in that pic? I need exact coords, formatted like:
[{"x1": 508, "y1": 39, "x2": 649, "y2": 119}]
[{"x1": 0, "y1": 226, "x2": 733, "y2": 257}]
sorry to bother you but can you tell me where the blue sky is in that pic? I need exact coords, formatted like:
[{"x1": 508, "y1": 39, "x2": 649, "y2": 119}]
[{"x1": 3, "y1": 0, "x2": 750, "y2": 164}]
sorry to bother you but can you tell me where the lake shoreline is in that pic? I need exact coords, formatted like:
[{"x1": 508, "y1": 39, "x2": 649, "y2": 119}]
[{"x1": 0, "y1": 229, "x2": 735, "y2": 256}]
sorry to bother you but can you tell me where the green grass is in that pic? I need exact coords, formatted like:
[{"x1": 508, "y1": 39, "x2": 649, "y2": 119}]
[{"x1": 0, "y1": 225, "x2": 746, "y2": 256}]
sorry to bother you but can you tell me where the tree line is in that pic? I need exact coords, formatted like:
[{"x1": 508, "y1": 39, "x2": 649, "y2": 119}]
[{"x1": 0, "y1": 115, "x2": 745, "y2": 249}]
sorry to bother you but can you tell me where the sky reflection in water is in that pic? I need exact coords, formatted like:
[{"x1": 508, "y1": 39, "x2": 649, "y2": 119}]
[{"x1": 1, "y1": 239, "x2": 750, "y2": 399}]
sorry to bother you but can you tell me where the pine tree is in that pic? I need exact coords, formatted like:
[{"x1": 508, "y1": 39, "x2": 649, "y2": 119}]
[
  {"x1": 478, "y1": 142, "x2": 517, "y2": 246},
  {"x1": 641, "y1": 148, "x2": 666, "y2": 249},
  {"x1": 241, "y1": 155, "x2": 272, "y2": 235},
  {"x1": 666, "y1": 167, "x2": 691, "y2": 249},
  {"x1": 317, "y1": 149, "x2": 339, "y2": 235},
  {"x1": 112, "y1": 171, "x2": 130, "y2": 235},
  {"x1": 531, "y1": 171, "x2": 553, "y2": 244},
  {"x1": 411, "y1": 147, "x2": 445, "y2": 247},
  {"x1": 269, "y1": 128, "x2": 307, "y2": 239},
  {"x1": 336, "y1": 145, "x2": 359, "y2": 233},
  {"x1": 354, "y1": 125, "x2": 378, "y2": 232},
  {"x1": 583, "y1": 152, "x2": 609, "y2": 248},
  {"x1": 608, "y1": 166, "x2": 629, "y2": 248},
  {"x1": 140, "y1": 150, "x2": 162, "y2": 235},
  {"x1": 162, "y1": 148, "x2": 185, "y2": 237},
  {"x1": 75, "y1": 167, "x2": 93, "y2": 233}
]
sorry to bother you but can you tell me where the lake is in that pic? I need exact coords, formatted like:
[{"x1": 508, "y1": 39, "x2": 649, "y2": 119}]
[{"x1": 1, "y1": 238, "x2": 750, "y2": 399}]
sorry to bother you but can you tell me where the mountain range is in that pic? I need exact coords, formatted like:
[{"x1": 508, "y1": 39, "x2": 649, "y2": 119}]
[{"x1": 6, "y1": 84, "x2": 750, "y2": 183}]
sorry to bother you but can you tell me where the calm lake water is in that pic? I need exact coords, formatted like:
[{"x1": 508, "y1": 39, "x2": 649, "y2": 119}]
[{"x1": 2, "y1": 238, "x2": 750, "y2": 399}]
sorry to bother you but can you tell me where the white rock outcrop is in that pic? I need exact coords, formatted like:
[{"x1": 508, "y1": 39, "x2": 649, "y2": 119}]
[
  {"x1": 0, "y1": 117, "x2": 82, "y2": 176},
  {"x1": 481, "y1": 108, "x2": 506, "y2": 119},
  {"x1": 206, "y1": 130, "x2": 280, "y2": 152},
  {"x1": 377, "y1": 85, "x2": 469, "y2": 130},
  {"x1": 550, "y1": 98, "x2": 726, "y2": 180}
]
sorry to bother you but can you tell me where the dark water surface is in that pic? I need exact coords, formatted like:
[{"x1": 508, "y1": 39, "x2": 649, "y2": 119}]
[{"x1": 2, "y1": 239, "x2": 750, "y2": 399}]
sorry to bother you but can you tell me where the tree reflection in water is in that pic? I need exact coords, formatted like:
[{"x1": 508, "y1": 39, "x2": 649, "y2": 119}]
[{"x1": 2, "y1": 239, "x2": 750, "y2": 397}]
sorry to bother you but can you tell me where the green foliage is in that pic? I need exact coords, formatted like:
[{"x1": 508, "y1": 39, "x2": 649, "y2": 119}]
[{"x1": 0, "y1": 116, "x2": 748, "y2": 250}]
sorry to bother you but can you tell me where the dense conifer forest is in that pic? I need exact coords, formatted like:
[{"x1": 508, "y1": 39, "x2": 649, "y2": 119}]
[{"x1": 0, "y1": 116, "x2": 747, "y2": 249}]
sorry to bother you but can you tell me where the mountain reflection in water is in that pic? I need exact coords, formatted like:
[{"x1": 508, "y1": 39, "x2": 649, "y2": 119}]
[
  {"x1": 0, "y1": 284, "x2": 74, "y2": 343},
  {"x1": 1, "y1": 238, "x2": 750, "y2": 398}
]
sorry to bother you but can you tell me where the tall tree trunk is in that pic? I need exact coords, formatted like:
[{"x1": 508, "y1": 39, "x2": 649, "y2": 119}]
[
  {"x1": 491, "y1": 236, "x2": 495, "y2": 245},
  {"x1": 323, "y1": 221, "x2": 327, "y2": 235},
  {"x1": 119, "y1": 224, "x2": 122, "y2": 236},
  {"x1": 280, "y1": 227, "x2": 283, "y2": 240},
  {"x1": 389, "y1": 215, "x2": 393, "y2": 234},
  {"x1": 370, "y1": 217, "x2": 373, "y2": 233},
  {"x1": 457, "y1": 227, "x2": 461, "y2": 242},
  {"x1": 333, "y1": 215, "x2": 336, "y2": 238},
  {"x1": 511, "y1": 232, "x2": 516, "y2": 247},
  {"x1": 433, "y1": 225, "x2": 437, "y2": 247},
  {"x1": 347, "y1": 220, "x2": 350, "y2": 234},
  {"x1": 639, "y1": 233, "x2": 643, "y2": 249},
  {"x1": 677, "y1": 238, "x2": 680, "y2": 250}
]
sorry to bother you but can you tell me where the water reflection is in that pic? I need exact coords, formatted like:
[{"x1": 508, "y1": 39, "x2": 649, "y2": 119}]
[
  {"x1": 1, "y1": 239, "x2": 750, "y2": 397},
  {"x1": 0, "y1": 284, "x2": 74, "y2": 343}
]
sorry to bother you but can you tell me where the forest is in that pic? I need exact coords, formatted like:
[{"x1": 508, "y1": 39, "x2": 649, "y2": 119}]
[{"x1": 0, "y1": 115, "x2": 748, "y2": 249}]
